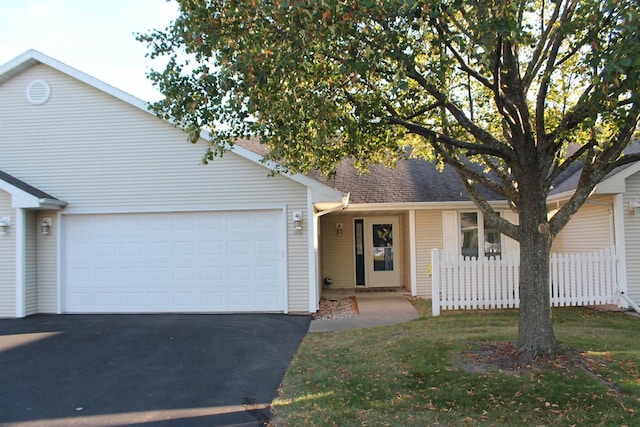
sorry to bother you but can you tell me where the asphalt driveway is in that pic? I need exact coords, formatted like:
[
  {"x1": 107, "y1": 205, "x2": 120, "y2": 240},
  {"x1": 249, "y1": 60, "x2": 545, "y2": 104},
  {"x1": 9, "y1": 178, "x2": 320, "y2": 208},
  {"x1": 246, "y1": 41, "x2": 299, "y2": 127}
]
[{"x1": 0, "y1": 314, "x2": 310, "y2": 426}]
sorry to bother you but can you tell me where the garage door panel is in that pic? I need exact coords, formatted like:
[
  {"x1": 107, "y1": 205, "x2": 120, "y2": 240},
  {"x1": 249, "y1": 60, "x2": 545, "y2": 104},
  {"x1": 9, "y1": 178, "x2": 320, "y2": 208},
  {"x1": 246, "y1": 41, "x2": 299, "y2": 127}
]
[
  {"x1": 174, "y1": 242, "x2": 196, "y2": 256},
  {"x1": 148, "y1": 292, "x2": 171, "y2": 308},
  {"x1": 256, "y1": 265, "x2": 279, "y2": 280},
  {"x1": 64, "y1": 210, "x2": 285, "y2": 313}
]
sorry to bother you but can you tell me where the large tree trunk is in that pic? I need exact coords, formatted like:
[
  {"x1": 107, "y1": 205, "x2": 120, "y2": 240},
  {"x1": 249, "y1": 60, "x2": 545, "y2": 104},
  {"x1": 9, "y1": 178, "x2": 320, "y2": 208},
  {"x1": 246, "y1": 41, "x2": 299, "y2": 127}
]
[{"x1": 516, "y1": 189, "x2": 558, "y2": 362}]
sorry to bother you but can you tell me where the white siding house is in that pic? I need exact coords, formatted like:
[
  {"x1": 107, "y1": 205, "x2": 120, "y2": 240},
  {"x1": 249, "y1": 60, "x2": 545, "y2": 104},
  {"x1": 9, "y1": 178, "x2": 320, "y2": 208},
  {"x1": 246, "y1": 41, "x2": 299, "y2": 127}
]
[
  {"x1": 2, "y1": 50, "x2": 639, "y2": 318},
  {"x1": 0, "y1": 50, "x2": 343, "y2": 317}
]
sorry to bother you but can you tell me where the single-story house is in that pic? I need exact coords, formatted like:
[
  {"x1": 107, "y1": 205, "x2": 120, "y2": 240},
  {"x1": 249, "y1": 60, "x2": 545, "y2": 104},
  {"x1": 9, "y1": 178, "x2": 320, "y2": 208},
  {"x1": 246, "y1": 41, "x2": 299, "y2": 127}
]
[{"x1": 0, "y1": 50, "x2": 638, "y2": 318}]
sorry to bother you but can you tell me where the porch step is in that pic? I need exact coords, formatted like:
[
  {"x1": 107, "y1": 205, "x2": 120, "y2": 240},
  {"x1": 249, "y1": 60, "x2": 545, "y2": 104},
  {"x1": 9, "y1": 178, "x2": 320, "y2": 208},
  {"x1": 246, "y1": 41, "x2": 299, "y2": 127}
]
[{"x1": 355, "y1": 287, "x2": 399, "y2": 293}]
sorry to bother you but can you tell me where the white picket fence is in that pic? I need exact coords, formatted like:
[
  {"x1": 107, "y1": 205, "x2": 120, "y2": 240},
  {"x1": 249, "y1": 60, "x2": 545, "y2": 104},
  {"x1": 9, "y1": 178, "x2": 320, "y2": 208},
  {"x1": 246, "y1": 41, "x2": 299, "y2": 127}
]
[{"x1": 431, "y1": 246, "x2": 619, "y2": 316}]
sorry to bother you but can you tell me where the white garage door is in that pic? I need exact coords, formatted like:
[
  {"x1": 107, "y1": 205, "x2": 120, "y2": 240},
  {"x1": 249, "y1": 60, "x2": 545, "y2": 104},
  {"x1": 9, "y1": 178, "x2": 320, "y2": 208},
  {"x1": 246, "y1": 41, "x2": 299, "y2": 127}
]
[{"x1": 63, "y1": 210, "x2": 285, "y2": 313}]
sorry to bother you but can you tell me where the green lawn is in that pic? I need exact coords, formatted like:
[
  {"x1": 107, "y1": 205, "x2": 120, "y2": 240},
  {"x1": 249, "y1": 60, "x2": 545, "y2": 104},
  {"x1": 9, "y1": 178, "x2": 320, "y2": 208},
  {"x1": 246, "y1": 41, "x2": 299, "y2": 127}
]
[{"x1": 271, "y1": 302, "x2": 640, "y2": 426}]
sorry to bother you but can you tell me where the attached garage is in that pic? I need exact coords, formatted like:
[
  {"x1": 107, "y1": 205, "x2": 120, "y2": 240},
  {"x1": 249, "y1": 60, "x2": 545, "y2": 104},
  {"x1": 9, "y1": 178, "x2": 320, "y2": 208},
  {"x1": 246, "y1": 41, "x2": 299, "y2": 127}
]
[
  {"x1": 62, "y1": 210, "x2": 286, "y2": 313},
  {"x1": 0, "y1": 51, "x2": 347, "y2": 318}
]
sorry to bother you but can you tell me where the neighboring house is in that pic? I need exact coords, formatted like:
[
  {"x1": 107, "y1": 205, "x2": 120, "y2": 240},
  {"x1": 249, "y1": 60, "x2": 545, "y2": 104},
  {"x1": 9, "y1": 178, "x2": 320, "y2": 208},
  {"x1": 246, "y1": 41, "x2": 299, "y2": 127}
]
[{"x1": 0, "y1": 50, "x2": 637, "y2": 318}]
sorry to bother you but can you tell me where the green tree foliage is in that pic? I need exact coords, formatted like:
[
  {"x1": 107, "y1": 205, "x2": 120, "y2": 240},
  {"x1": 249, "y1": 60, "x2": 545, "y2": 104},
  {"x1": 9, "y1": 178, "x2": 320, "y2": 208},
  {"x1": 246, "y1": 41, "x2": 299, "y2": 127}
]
[{"x1": 140, "y1": 0, "x2": 640, "y2": 360}]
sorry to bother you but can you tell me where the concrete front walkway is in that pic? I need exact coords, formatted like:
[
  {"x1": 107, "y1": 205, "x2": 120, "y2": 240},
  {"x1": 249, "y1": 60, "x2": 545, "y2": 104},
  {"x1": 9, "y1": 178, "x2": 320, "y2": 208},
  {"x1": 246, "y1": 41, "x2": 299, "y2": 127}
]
[{"x1": 309, "y1": 291, "x2": 420, "y2": 332}]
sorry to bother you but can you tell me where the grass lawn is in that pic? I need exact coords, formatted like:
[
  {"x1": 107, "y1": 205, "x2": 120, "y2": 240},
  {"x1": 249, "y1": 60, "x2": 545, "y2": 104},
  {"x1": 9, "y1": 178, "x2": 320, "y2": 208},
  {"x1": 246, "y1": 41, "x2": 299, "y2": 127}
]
[{"x1": 271, "y1": 302, "x2": 640, "y2": 426}]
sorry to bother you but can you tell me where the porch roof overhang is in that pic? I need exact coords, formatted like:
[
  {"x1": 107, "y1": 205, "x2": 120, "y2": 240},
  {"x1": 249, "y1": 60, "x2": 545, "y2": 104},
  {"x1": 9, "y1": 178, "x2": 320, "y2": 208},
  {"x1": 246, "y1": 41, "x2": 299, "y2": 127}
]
[
  {"x1": 315, "y1": 193, "x2": 350, "y2": 215},
  {"x1": 0, "y1": 170, "x2": 66, "y2": 210},
  {"x1": 340, "y1": 199, "x2": 511, "y2": 214}
]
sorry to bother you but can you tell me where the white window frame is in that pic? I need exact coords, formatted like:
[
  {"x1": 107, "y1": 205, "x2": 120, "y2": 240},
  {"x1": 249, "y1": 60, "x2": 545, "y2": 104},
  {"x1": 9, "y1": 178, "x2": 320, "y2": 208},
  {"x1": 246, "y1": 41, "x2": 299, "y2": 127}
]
[{"x1": 459, "y1": 210, "x2": 502, "y2": 259}]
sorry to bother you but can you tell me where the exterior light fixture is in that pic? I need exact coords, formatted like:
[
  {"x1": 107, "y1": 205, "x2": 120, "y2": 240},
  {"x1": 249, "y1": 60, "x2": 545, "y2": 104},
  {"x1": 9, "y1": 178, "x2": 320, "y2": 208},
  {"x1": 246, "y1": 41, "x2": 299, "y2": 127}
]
[
  {"x1": 0, "y1": 217, "x2": 10, "y2": 235},
  {"x1": 292, "y1": 211, "x2": 303, "y2": 234},
  {"x1": 41, "y1": 218, "x2": 52, "y2": 235},
  {"x1": 336, "y1": 223, "x2": 343, "y2": 235}
]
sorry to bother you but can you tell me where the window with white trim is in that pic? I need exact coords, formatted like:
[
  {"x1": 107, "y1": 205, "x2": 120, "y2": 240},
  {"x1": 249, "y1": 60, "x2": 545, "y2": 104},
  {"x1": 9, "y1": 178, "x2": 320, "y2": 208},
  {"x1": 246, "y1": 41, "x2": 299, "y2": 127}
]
[{"x1": 460, "y1": 211, "x2": 502, "y2": 259}]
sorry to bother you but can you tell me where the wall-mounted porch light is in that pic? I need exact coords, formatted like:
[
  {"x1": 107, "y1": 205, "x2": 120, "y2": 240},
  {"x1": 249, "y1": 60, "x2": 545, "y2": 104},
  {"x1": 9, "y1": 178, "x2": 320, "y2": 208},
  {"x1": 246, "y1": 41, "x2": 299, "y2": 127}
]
[
  {"x1": 336, "y1": 222, "x2": 343, "y2": 235},
  {"x1": 292, "y1": 211, "x2": 303, "y2": 234},
  {"x1": 0, "y1": 217, "x2": 10, "y2": 235},
  {"x1": 41, "y1": 217, "x2": 52, "y2": 235}
]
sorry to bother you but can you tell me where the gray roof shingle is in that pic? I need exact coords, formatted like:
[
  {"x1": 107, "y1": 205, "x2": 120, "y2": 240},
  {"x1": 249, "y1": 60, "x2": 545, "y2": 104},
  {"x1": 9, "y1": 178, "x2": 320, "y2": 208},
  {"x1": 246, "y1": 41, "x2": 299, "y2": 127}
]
[
  {"x1": 307, "y1": 158, "x2": 499, "y2": 204},
  {"x1": 236, "y1": 139, "x2": 640, "y2": 204},
  {"x1": 0, "y1": 169, "x2": 59, "y2": 200}
]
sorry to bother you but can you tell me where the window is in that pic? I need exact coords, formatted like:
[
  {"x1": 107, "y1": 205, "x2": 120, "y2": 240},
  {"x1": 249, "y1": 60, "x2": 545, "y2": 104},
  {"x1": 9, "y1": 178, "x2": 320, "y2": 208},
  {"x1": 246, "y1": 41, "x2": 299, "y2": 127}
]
[
  {"x1": 372, "y1": 223, "x2": 394, "y2": 271},
  {"x1": 460, "y1": 212, "x2": 479, "y2": 258},
  {"x1": 460, "y1": 211, "x2": 502, "y2": 258}
]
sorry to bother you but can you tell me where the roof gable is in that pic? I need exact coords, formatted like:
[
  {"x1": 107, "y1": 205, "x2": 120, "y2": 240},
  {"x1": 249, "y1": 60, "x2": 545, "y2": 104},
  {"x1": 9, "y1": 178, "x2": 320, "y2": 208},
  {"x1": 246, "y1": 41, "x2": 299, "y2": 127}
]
[
  {"x1": 0, "y1": 50, "x2": 149, "y2": 115},
  {"x1": 0, "y1": 50, "x2": 343, "y2": 205},
  {"x1": 549, "y1": 141, "x2": 640, "y2": 198}
]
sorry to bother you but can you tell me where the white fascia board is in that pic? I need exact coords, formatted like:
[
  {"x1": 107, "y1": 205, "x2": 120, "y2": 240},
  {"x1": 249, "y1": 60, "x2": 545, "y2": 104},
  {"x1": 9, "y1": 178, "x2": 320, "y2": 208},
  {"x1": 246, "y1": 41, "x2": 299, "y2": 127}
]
[
  {"x1": 344, "y1": 200, "x2": 510, "y2": 212},
  {"x1": 595, "y1": 178, "x2": 625, "y2": 194},
  {"x1": 0, "y1": 181, "x2": 40, "y2": 208},
  {"x1": 2, "y1": 50, "x2": 346, "y2": 205},
  {"x1": 38, "y1": 199, "x2": 68, "y2": 210},
  {"x1": 546, "y1": 190, "x2": 577, "y2": 205},
  {"x1": 315, "y1": 194, "x2": 350, "y2": 216},
  {"x1": 592, "y1": 163, "x2": 640, "y2": 195},
  {"x1": 0, "y1": 179, "x2": 66, "y2": 209},
  {"x1": 228, "y1": 142, "x2": 345, "y2": 201},
  {"x1": 0, "y1": 50, "x2": 151, "y2": 116},
  {"x1": 11, "y1": 51, "x2": 344, "y2": 202},
  {"x1": 199, "y1": 132, "x2": 346, "y2": 202}
]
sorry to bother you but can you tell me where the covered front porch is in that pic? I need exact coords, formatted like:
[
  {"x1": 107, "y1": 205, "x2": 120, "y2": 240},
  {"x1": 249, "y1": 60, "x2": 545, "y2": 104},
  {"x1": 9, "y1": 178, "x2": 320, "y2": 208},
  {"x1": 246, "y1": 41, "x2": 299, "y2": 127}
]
[
  {"x1": 318, "y1": 210, "x2": 418, "y2": 296},
  {"x1": 313, "y1": 196, "x2": 626, "y2": 316}
]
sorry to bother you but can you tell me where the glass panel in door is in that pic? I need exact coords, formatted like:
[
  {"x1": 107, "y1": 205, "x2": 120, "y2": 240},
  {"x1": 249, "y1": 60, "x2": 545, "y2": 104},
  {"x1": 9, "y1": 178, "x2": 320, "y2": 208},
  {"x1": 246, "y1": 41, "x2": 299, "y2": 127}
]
[
  {"x1": 372, "y1": 224, "x2": 394, "y2": 271},
  {"x1": 364, "y1": 217, "x2": 401, "y2": 288}
]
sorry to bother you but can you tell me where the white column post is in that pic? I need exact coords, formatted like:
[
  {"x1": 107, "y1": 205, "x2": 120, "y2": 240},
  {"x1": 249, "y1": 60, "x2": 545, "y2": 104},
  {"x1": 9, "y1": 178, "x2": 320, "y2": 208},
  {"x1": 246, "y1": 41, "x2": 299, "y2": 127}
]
[
  {"x1": 409, "y1": 210, "x2": 417, "y2": 297},
  {"x1": 15, "y1": 208, "x2": 26, "y2": 318},
  {"x1": 432, "y1": 248, "x2": 441, "y2": 316},
  {"x1": 307, "y1": 188, "x2": 318, "y2": 313},
  {"x1": 613, "y1": 194, "x2": 628, "y2": 307}
]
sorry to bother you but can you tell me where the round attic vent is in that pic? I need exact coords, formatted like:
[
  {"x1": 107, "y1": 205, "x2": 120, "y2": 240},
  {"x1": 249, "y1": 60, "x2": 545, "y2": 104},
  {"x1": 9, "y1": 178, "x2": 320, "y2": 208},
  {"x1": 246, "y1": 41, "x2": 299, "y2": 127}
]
[{"x1": 26, "y1": 80, "x2": 51, "y2": 105}]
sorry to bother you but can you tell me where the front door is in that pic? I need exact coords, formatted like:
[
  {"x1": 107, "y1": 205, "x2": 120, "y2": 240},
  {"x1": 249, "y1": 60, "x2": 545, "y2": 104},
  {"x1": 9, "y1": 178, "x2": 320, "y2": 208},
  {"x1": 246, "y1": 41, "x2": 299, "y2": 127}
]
[{"x1": 362, "y1": 217, "x2": 401, "y2": 287}]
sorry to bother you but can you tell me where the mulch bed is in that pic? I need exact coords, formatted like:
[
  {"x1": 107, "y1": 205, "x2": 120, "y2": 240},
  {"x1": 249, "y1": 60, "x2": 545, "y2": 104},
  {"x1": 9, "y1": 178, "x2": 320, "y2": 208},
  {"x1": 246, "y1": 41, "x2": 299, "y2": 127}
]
[
  {"x1": 461, "y1": 341, "x2": 628, "y2": 395},
  {"x1": 312, "y1": 296, "x2": 359, "y2": 320}
]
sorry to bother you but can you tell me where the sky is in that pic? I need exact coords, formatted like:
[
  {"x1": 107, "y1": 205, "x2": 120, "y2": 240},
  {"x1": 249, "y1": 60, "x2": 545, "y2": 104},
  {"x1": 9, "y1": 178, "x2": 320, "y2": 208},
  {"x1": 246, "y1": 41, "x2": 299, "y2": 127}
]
[{"x1": 0, "y1": 0, "x2": 180, "y2": 102}]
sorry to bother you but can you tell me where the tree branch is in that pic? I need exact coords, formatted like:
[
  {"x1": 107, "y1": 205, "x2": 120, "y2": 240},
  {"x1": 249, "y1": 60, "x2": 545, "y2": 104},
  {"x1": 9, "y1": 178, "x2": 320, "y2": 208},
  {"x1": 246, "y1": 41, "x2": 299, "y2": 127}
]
[
  {"x1": 543, "y1": 139, "x2": 596, "y2": 189},
  {"x1": 437, "y1": 144, "x2": 521, "y2": 241},
  {"x1": 434, "y1": 19, "x2": 494, "y2": 92},
  {"x1": 536, "y1": 1, "x2": 577, "y2": 153},
  {"x1": 385, "y1": 115, "x2": 511, "y2": 158},
  {"x1": 522, "y1": 0, "x2": 563, "y2": 90},
  {"x1": 480, "y1": 153, "x2": 519, "y2": 200},
  {"x1": 404, "y1": 64, "x2": 515, "y2": 160}
]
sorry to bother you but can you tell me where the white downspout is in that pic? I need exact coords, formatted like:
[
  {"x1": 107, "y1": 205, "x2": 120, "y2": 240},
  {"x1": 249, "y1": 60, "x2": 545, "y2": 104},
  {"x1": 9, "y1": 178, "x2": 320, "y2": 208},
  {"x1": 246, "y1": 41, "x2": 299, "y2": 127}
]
[
  {"x1": 613, "y1": 194, "x2": 628, "y2": 308},
  {"x1": 618, "y1": 288, "x2": 640, "y2": 314}
]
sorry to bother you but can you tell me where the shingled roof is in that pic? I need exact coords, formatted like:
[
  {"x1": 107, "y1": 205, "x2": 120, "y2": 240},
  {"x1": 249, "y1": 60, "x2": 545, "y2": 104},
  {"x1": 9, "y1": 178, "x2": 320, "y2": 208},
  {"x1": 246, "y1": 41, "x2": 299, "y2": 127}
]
[
  {"x1": 235, "y1": 138, "x2": 501, "y2": 203},
  {"x1": 0, "y1": 169, "x2": 60, "y2": 201},
  {"x1": 306, "y1": 159, "x2": 500, "y2": 204},
  {"x1": 236, "y1": 138, "x2": 640, "y2": 205},
  {"x1": 548, "y1": 140, "x2": 640, "y2": 196}
]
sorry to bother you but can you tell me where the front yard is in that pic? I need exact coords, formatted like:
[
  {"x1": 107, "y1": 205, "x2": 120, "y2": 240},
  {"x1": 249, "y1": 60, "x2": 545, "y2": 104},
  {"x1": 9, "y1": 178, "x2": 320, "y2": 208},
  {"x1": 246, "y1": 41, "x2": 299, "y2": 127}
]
[{"x1": 271, "y1": 302, "x2": 640, "y2": 426}]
